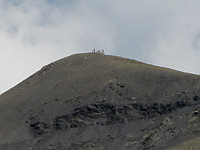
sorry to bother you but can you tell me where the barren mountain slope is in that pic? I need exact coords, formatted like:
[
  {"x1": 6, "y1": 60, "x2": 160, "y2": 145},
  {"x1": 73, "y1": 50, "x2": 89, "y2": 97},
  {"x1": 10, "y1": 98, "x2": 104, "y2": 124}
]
[{"x1": 1, "y1": 53, "x2": 200, "y2": 150}]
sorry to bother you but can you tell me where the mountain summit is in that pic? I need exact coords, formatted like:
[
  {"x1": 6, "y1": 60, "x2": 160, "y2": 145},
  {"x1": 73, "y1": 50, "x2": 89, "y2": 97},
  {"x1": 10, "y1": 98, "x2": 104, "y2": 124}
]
[{"x1": 1, "y1": 53, "x2": 200, "y2": 150}]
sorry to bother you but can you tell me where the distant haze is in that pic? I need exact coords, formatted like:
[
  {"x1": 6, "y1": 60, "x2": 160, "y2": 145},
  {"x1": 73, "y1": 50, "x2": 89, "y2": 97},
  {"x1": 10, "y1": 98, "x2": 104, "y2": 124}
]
[{"x1": 1, "y1": 0, "x2": 200, "y2": 94}]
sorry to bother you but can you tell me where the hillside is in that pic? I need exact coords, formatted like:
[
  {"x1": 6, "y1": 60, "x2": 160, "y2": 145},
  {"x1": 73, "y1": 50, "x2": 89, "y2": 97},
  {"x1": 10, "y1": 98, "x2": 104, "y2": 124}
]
[{"x1": 1, "y1": 53, "x2": 200, "y2": 150}]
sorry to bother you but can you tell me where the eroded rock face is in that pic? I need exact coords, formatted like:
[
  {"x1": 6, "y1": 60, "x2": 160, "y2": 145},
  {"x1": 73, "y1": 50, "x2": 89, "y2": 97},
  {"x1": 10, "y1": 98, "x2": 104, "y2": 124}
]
[
  {"x1": 28, "y1": 81, "x2": 200, "y2": 141},
  {"x1": 29, "y1": 100, "x2": 197, "y2": 136},
  {"x1": 26, "y1": 87, "x2": 200, "y2": 150}
]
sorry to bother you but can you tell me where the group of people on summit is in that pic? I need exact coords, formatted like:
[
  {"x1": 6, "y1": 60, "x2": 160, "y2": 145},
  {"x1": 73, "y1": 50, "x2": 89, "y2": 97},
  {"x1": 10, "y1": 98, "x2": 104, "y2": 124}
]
[{"x1": 92, "y1": 49, "x2": 105, "y2": 54}]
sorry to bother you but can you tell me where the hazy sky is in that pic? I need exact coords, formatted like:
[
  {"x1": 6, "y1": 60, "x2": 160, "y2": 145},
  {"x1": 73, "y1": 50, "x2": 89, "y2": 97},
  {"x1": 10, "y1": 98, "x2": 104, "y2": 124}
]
[{"x1": 1, "y1": 0, "x2": 200, "y2": 94}]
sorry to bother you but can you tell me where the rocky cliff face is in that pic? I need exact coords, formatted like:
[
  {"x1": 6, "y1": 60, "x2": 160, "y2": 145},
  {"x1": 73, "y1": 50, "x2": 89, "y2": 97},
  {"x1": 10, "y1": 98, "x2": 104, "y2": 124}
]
[{"x1": 1, "y1": 53, "x2": 200, "y2": 150}]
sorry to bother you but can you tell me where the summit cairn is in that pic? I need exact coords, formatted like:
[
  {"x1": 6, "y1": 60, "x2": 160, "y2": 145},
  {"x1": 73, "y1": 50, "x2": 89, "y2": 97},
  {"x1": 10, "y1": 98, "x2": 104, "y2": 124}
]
[{"x1": 92, "y1": 49, "x2": 105, "y2": 54}]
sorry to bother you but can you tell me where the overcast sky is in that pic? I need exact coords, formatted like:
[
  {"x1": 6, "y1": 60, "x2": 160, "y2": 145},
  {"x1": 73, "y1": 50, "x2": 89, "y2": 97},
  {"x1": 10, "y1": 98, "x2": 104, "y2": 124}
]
[{"x1": 1, "y1": 0, "x2": 200, "y2": 94}]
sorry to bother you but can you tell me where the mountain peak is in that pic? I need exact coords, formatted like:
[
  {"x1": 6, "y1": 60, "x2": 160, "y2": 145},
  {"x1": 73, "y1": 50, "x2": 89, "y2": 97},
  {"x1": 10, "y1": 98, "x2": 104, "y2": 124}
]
[{"x1": 1, "y1": 53, "x2": 200, "y2": 150}]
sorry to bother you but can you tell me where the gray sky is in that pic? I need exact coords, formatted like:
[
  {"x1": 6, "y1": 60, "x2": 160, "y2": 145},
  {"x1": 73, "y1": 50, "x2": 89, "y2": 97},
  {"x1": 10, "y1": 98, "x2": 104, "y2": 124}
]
[{"x1": 1, "y1": 0, "x2": 200, "y2": 94}]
